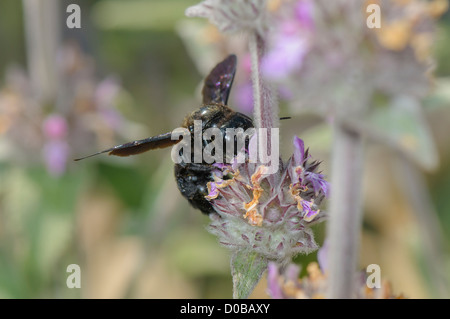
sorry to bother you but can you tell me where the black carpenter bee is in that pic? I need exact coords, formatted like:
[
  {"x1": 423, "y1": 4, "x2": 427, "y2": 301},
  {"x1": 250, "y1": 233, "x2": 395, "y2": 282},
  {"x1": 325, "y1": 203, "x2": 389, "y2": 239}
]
[{"x1": 75, "y1": 55, "x2": 254, "y2": 215}]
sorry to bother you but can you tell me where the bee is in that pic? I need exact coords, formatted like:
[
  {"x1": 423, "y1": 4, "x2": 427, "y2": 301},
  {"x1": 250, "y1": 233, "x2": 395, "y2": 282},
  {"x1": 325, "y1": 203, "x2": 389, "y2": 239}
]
[{"x1": 75, "y1": 55, "x2": 254, "y2": 215}]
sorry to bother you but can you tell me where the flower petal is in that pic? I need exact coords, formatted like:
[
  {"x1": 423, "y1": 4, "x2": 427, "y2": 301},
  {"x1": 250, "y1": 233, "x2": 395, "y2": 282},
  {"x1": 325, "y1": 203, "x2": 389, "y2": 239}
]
[
  {"x1": 205, "y1": 181, "x2": 220, "y2": 200},
  {"x1": 300, "y1": 199, "x2": 320, "y2": 222},
  {"x1": 293, "y1": 136, "x2": 305, "y2": 166},
  {"x1": 305, "y1": 171, "x2": 330, "y2": 197},
  {"x1": 267, "y1": 262, "x2": 285, "y2": 299}
]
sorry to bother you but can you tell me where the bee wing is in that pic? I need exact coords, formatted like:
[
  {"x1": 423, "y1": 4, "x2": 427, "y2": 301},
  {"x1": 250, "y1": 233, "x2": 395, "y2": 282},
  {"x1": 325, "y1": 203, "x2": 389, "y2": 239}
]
[
  {"x1": 202, "y1": 54, "x2": 237, "y2": 105},
  {"x1": 74, "y1": 132, "x2": 180, "y2": 161}
]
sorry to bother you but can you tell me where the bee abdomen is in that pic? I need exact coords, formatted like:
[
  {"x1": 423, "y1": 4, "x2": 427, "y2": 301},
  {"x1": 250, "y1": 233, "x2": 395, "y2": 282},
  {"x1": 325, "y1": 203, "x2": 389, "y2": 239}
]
[{"x1": 174, "y1": 163, "x2": 216, "y2": 215}]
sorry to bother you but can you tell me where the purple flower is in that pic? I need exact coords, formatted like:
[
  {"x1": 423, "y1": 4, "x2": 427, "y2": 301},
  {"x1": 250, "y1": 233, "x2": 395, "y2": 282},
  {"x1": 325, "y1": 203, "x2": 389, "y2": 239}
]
[
  {"x1": 43, "y1": 114, "x2": 68, "y2": 140},
  {"x1": 261, "y1": 32, "x2": 309, "y2": 81},
  {"x1": 261, "y1": 0, "x2": 314, "y2": 81},
  {"x1": 293, "y1": 136, "x2": 305, "y2": 164},
  {"x1": 267, "y1": 262, "x2": 286, "y2": 299},
  {"x1": 0, "y1": 42, "x2": 127, "y2": 178},
  {"x1": 317, "y1": 239, "x2": 329, "y2": 273},
  {"x1": 300, "y1": 199, "x2": 319, "y2": 222},
  {"x1": 42, "y1": 114, "x2": 70, "y2": 176},
  {"x1": 305, "y1": 171, "x2": 330, "y2": 197},
  {"x1": 206, "y1": 181, "x2": 219, "y2": 200},
  {"x1": 266, "y1": 259, "x2": 401, "y2": 299},
  {"x1": 99, "y1": 108, "x2": 123, "y2": 130},
  {"x1": 285, "y1": 263, "x2": 301, "y2": 282},
  {"x1": 289, "y1": 136, "x2": 329, "y2": 213},
  {"x1": 233, "y1": 81, "x2": 254, "y2": 113},
  {"x1": 205, "y1": 136, "x2": 329, "y2": 265},
  {"x1": 94, "y1": 76, "x2": 121, "y2": 109},
  {"x1": 43, "y1": 140, "x2": 69, "y2": 177},
  {"x1": 295, "y1": 0, "x2": 314, "y2": 30}
]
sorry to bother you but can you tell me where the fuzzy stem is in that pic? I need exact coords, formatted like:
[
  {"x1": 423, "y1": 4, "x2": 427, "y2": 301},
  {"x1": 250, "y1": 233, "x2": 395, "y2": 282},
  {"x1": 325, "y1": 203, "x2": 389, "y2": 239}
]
[
  {"x1": 249, "y1": 33, "x2": 278, "y2": 140},
  {"x1": 228, "y1": 31, "x2": 278, "y2": 300},
  {"x1": 22, "y1": 0, "x2": 60, "y2": 103},
  {"x1": 327, "y1": 123, "x2": 365, "y2": 298},
  {"x1": 249, "y1": 32, "x2": 278, "y2": 173}
]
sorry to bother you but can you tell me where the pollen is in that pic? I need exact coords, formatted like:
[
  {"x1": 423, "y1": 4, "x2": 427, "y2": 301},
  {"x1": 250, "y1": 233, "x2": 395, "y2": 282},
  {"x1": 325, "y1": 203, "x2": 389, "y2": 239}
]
[
  {"x1": 289, "y1": 182, "x2": 308, "y2": 211},
  {"x1": 242, "y1": 165, "x2": 268, "y2": 226},
  {"x1": 267, "y1": 0, "x2": 282, "y2": 12},
  {"x1": 205, "y1": 178, "x2": 235, "y2": 200},
  {"x1": 376, "y1": 19, "x2": 412, "y2": 51},
  {"x1": 251, "y1": 165, "x2": 269, "y2": 186},
  {"x1": 243, "y1": 185, "x2": 263, "y2": 226},
  {"x1": 243, "y1": 209, "x2": 263, "y2": 227}
]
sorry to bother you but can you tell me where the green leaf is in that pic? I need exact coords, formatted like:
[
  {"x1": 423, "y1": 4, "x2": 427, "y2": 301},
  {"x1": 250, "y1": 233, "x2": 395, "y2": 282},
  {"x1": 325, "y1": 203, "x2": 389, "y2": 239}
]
[
  {"x1": 231, "y1": 250, "x2": 267, "y2": 299},
  {"x1": 92, "y1": 0, "x2": 198, "y2": 31}
]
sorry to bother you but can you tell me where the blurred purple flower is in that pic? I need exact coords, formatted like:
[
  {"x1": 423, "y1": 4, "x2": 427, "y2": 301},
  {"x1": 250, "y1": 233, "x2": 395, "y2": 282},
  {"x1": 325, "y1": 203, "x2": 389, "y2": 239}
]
[
  {"x1": 295, "y1": 0, "x2": 314, "y2": 30},
  {"x1": 232, "y1": 53, "x2": 294, "y2": 113},
  {"x1": 278, "y1": 85, "x2": 293, "y2": 101},
  {"x1": 233, "y1": 81, "x2": 254, "y2": 113},
  {"x1": 267, "y1": 262, "x2": 286, "y2": 299},
  {"x1": 43, "y1": 114, "x2": 68, "y2": 140},
  {"x1": 261, "y1": 0, "x2": 313, "y2": 81},
  {"x1": 261, "y1": 31, "x2": 309, "y2": 81},
  {"x1": 275, "y1": 0, "x2": 447, "y2": 118},
  {"x1": 99, "y1": 108, "x2": 123, "y2": 130},
  {"x1": 285, "y1": 263, "x2": 301, "y2": 282},
  {"x1": 317, "y1": 239, "x2": 329, "y2": 273},
  {"x1": 94, "y1": 76, "x2": 124, "y2": 130},
  {"x1": 0, "y1": 42, "x2": 129, "y2": 177},
  {"x1": 42, "y1": 114, "x2": 70, "y2": 177},
  {"x1": 43, "y1": 140, "x2": 69, "y2": 177},
  {"x1": 95, "y1": 77, "x2": 121, "y2": 109},
  {"x1": 266, "y1": 258, "x2": 401, "y2": 299}
]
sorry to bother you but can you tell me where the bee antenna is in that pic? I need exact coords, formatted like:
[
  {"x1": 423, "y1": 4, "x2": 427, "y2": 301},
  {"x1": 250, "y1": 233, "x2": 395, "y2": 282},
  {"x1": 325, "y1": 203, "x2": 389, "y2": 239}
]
[{"x1": 73, "y1": 149, "x2": 110, "y2": 161}]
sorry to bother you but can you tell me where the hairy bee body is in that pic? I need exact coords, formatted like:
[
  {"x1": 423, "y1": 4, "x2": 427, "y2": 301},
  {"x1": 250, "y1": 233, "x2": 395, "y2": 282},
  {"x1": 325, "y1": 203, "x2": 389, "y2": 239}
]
[
  {"x1": 175, "y1": 104, "x2": 253, "y2": 214},
  {"x1": 75, "y1": 55, "x2": 255, "y2": 215}
]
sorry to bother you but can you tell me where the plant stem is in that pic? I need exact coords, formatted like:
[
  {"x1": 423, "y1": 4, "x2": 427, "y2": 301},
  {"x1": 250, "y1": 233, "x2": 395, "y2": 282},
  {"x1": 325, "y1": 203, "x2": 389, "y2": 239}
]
[
  {"x1": 249, "y1": 32, "x2": 278, "y2": 173},
  {"x1": 22, "y1": 0, "x2": 60, "y2": 103},
  {"x1": 396, "y1": 157, "x2": 449, "y2": 298},
  {"x1": 249, "y1": 32, "x2": 278, "y2": 145},
  {"x1": 228, "y1": 31, "x2": 278, "y2": 300},
  {"x1": 327, "y1": 123, "x2": 365, "y2": 298}
]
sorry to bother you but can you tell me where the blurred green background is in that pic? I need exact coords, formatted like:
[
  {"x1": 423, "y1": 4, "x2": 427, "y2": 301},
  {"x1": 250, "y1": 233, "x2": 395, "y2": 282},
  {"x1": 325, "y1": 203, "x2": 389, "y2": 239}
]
[{"x1": 0, "y1": 0, "x2": 450, "y2": 298}]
